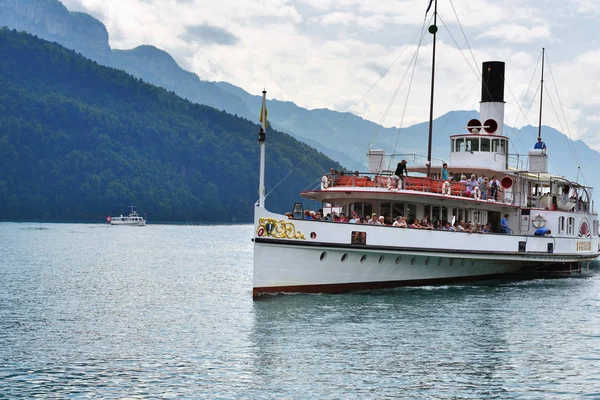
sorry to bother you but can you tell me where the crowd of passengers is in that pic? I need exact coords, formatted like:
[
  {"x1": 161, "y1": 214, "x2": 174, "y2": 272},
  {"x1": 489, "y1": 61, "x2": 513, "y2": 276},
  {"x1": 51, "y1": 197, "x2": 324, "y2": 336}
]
[
  {"x1": 329, "y1": 164, "x2": 503, "y2": 201},
  {"x1": 286, "y1": 210, "x2": 494, "y2": 233}
]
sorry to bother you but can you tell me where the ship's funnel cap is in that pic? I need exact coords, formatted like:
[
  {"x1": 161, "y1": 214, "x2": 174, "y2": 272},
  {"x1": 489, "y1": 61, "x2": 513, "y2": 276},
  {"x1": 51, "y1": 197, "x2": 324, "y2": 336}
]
[{"x1": 481, "y1": 61, "x2": 505, "y2": 103}]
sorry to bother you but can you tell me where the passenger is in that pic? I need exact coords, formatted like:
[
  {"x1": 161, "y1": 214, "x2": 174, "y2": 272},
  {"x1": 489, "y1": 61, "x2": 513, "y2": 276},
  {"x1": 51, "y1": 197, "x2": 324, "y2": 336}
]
[
  {"x1": 395, "y1": 160, "x2": 408, "y2": 189},
  {"x1": 384, "y1": 216, "x2": 393, "y2": 226},
  {"x1": 455, "y1": 220, "x2": 465, "y2": 232},
  {"x1": 500, "y1": 214, "x2": 510, "y2": 234},
  {"x1": 442, "y1": 222, "x2": 454, "y2": 231},
  {"x1": 410, "y1": 218, "x2": 422, "y2": 229},
  {"x1": 477, "y1": 173, "x2": 486, "y2": 186},
  {"x1": 364, "y1": 215, "x2": 371, "y2": 224},
  {"x1": 480, "y1": 177, "x2": 489, "y2": 200},
  {"x1": 534, "y1": 227, "x2": 551, "y2": 236},
  {"x1": 327, "y1": 168, "x2": 340, "y2": 186},
  {"x1": 449, "y1": 172, "x2": 455, "y2": 182},
  {"x1": 420, "y1": 216, "x2": 432, "y2": 229},
  {"x1": 378, "y1": 216, "x2": 386, "y2": 225},
  {"x1": 490, "y1": 175, "x2": 500, "y2": 201},
  {"x1": 534, "y1": 137, "x2": 546, "y2": 150},
  {"x1": 304, "y1": 210, "x2": 312, "y2": 220},
  {"x1": 357, "y1": 216, "x2": 366, "y2": 224},
  {"x1": 369, "y1": 213, "x2": 379, "y2": 225},
  {"x1": 310, "y1": 211, "x2": 317, "y2": 219},
  {"x1": 351, "y1": 170, "x2": 360, "y2": 186},
  {"x1": 466, "y1": 174, "x2": 478, "y2": 197},
  {"x1": 475, "y1": 223, "x2": 486, "y2": 234},
  {"x1": 464, "y1": 222, "x2": 474, "y2": 233},
  {"x1": 338, "y1": 212, "x2": 348, "y2": 223},
  {"x1": 433, "y1": 220, "x2": 442, "y2": 230},
  {"x1": 285, "y1": 212, "x2": 293, "y2": 219},
  {"x1": 395, "y1": 160, "x2": 408, "y2": 178},
  {"x1": 441, "y1": 163, "x2": 449, "y2": 181}
]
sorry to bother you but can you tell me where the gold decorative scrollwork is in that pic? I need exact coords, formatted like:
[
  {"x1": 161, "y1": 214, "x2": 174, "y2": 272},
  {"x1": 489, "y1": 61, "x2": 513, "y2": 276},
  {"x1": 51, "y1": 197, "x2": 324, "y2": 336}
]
[{"x1": 257, "y1": 218, "x2": 305, "y2": 240}]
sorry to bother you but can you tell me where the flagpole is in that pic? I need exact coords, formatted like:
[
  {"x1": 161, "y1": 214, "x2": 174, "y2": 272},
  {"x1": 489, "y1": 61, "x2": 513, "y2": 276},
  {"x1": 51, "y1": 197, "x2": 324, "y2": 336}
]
[
  {"x1": 258, "y1": 90, "x2": 267, "y2": 208},
  {"x1": 426, "y1": 0, "x2": 437, "y2": 178}
]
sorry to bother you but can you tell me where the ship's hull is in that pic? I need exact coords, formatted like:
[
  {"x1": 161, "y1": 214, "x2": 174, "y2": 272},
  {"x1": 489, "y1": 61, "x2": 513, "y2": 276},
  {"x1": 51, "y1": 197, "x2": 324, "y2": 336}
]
[
  {"x1": 109, "y1": 220, "x2": 146, "y2": 226},
  {"x1": 253, "y1": 208, "x2": 599, "y2": 297}
]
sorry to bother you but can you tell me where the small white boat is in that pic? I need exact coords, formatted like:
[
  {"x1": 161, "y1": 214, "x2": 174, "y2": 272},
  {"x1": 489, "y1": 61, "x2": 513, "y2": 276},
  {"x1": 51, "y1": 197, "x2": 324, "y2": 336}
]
[{"x1": 107, "y1": 205, "x2": 146, "y2": 226}]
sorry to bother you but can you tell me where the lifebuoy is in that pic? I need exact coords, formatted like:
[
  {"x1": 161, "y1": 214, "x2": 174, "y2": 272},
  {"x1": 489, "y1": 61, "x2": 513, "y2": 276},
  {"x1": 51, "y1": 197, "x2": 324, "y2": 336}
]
[
  {"x1": 321, "y1": 175, "x2": 329, "y2": 189},
  {"x1": 387, "y1": 175, "x2": 400, "y2": 190},
  {"x1": 532, "y1": 214, "x2": 546, "y2": 228},
  {"x1": 442, "y1": 181, "x2": 451, "y2": 195}
]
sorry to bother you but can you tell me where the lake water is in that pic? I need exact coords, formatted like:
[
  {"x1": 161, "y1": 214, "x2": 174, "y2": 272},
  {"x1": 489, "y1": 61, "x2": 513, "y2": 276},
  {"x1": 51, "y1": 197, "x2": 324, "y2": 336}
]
[{"x1": 1, "y1": 222, "x2": 599, "y2": 399}]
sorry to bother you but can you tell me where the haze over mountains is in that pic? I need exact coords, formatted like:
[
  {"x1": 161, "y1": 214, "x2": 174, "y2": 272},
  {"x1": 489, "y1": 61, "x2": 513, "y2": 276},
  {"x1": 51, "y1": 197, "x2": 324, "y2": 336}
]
[{"x1": 1, "y1": 0, "x2": 599, "y2": 200}]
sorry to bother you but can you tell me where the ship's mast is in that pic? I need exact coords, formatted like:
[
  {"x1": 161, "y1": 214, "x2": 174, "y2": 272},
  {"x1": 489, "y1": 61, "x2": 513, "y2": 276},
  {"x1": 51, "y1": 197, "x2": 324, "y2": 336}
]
[
  {"x1": 538, "y1": 48, "x2": 545, "y2": 140},
  {"x1": 258, "y1": 90, "x2": 267, "y2": 207},
  {"x1": 426, "y1": 0, "x2": 438, "y2": 178}
]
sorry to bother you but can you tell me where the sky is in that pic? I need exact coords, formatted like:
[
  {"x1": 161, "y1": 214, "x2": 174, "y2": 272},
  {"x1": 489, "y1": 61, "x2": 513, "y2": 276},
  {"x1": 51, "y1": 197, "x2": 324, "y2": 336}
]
[{"x1": 62, "y1": 0, "x2": 600, "y2": 150}]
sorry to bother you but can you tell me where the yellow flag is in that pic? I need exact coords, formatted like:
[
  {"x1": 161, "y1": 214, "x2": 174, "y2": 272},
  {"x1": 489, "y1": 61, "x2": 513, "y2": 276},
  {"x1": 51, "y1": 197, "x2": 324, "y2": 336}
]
[{"x1": 259, "y1": 102, "x2": 268, "y2": 127}]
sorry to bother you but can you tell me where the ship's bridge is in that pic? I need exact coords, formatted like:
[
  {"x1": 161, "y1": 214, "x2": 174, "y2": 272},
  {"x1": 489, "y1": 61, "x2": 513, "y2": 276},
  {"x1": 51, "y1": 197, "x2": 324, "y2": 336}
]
[{"x1": 448, "y1": 128, "x2": 509, "y2": 171}]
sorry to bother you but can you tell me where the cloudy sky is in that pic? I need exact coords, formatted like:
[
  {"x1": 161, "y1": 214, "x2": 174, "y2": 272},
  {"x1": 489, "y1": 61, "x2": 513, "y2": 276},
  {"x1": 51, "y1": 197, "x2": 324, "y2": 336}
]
[{"x1": 62, "y1": 0, "x2": 600, "y2": 150}]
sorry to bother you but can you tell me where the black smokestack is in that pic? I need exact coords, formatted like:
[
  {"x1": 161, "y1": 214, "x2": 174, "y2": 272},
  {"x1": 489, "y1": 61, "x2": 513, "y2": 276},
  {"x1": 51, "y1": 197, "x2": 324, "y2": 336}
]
[{"x1": 481, "y1": 61, "x2": 505, "y2": 103}]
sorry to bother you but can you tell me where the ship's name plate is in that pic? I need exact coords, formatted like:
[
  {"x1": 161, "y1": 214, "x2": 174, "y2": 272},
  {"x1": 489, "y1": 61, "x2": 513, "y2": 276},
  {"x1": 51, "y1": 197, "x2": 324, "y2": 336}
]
[{"x1": 576, "y1": 241, "x2": 592, "y2": 251}]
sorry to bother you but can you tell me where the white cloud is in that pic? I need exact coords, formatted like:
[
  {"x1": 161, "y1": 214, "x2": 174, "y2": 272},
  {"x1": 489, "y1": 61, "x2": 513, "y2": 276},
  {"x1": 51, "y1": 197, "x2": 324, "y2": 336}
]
[
  {"x1": 479, "y1": 25, "x2": 551, "y2": 44},
  {"x1": 60, "y1": 0, "x2": 600, "y2": 153}
]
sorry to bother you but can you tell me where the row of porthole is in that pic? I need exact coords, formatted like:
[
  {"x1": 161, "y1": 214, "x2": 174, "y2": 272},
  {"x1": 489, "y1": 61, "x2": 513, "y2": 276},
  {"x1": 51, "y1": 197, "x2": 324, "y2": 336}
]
[{"x1": 320, "y1": 252, "x2": 474, "y2": 267}]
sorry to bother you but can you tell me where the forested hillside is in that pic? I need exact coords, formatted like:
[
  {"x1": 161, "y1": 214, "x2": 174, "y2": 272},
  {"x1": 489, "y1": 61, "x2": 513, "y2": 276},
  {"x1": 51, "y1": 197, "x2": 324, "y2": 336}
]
[{"x1": 0, "y1": 28, "x2": 339, "y2": 222}]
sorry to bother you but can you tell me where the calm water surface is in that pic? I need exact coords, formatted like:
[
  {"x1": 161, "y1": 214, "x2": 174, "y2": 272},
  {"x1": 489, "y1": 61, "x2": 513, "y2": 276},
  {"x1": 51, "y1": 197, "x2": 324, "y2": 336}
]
[{"x1": 1, "y1": 222, "x2": 599, "y2": 399}]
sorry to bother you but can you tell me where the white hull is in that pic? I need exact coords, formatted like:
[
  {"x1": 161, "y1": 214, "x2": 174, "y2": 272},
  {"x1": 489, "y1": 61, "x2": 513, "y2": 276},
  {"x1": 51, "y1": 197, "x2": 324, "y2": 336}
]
[
  {"x1": 109, "y1": 220, "x2": 146, "y2": 226},
  {"x1": 253, "y1": 208, "x2": 598, "y2": 296}
]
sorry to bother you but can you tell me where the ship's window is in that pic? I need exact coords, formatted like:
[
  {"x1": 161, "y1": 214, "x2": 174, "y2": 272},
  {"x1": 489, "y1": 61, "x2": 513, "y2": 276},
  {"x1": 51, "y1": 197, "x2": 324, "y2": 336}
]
[
  {"x1": 406, "y1": 203, "x2": 417, "y2": 223},
  {"x1": 438, "y1": 258, "x2": 443, "y2": 265},
  {"x1": 320, "y1": 252, "x2": 327, "y2": 261},
  {"x1": 392, "y1": 202, "x2": 405, "y2": 219},
  {"x1": 341, "y1": 253, "x2": 348, "y2": 262},
  {"x1": 466, "y1": 137, "x2": 479, "y2": 152},
  {"x1": 455, "y1": 138, "x2": 465, "y2": 152},
  {"x1": 360, "y1": 255, "x2": 367, "y2": 263},
  {"x1": 395, "y1": 256, "x2": 402, "y2": 264},
  {"x1": 558, "y1": 216, "x2": 565, "y2": 234},
  {"x1": 425, "y1": 257, "x2": 430, "y2": 265},
  {"x1": 567, "y1": 217, "x2": 575, "y2": 235},
  {"x1": 378, "y1": 255, "x2": 385, "y2": 264},
  {"x1": 500, "y1": 139, "x2": 507, "y2": 154},
  {"x1": 410, "y1": 257, "x2": 416, "y2": 265},
  {"x1": 352, "y1": 203, "x2": 364, "y2": 217},
  {"x1": 481, "y1": 138, "x2": 491, "y2": 152},
  {"x1": 594, "y1": 220, "x2": 599, "y2": 236},
  {"x1": 352, "y1": 231, "x2": 366, "y2": 245},
  {"x1": 380, "y1": 203, "x2": 391, "y2": 221},
  {"x1": 451, "y1": 139, "x2": 455, "y2": 152},
  {"x1": 432, "y1": 205, "x2": 441, "y2": 221}
]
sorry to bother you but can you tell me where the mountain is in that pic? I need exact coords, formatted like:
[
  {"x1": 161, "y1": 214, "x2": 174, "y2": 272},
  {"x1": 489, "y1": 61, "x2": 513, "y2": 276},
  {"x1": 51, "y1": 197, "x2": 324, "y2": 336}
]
[
  {"x1": 2, "y1": 0, "x2": 599, "y2": 195},
  {"x1": 111, "y1": 46, "x2": 254, "y2": 120},
  {"x1": 0, "y1": 28, "x2": 340, "y2": 222},
  {"x1": 0, "y1": 0, "x2": 110, "y2": 63}
]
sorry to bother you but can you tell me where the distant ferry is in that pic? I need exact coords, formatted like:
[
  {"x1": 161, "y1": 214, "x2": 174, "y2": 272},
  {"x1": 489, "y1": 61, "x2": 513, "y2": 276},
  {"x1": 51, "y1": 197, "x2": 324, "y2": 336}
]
[{"x1": 107, "y1": 205, "x2": 146, "y2": 226}]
